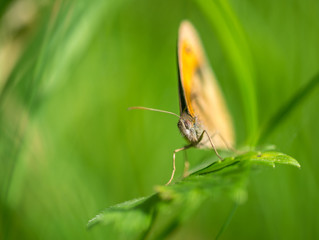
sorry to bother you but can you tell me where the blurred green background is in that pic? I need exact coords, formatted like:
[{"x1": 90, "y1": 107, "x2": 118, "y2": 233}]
[{"x1": 0, "y1": 0, "x2": 318, "y2": 239}]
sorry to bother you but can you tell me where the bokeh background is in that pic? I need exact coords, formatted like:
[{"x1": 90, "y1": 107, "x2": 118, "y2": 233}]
[{"x1": 1, "y1": 0, "x2": 318, "y2": 239}]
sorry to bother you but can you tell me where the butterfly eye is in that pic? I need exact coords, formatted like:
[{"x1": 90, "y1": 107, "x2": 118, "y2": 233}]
[{"x1": 184, "y1": 120, "x2": 191, "y2": 129}]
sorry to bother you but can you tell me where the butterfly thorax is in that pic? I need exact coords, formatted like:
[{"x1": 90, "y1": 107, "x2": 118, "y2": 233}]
[{"x1": 177, "y1": 112, "x2": 203, "y2": 144}]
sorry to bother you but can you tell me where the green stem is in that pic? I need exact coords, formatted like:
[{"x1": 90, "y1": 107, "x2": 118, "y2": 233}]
[{"x1": 215, "y1": 202, "x2": 238, "y2": 240}]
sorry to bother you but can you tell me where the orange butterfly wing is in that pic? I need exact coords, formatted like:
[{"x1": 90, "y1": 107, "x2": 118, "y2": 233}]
[{"x1": 178, "y1": 21, "x2": 235, "y2": 148}]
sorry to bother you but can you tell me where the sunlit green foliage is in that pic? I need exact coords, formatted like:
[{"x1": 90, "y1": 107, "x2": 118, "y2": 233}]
[
  {"x1": 0, "y1": 0, "x2": 318, "y2": 239},
  {"x1": 88, "y1": 151, "x2": 300, "y2": 239}
]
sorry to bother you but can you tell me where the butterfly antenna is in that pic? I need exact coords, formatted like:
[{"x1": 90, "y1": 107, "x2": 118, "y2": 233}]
[{"x1": 128, "y1": 106, "x2": 180, "y2": 118}]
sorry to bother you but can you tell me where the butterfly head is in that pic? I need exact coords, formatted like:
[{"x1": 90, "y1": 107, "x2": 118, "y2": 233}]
[{"x1": 178, "y1": 112, "x2": 201, "y2": 144}]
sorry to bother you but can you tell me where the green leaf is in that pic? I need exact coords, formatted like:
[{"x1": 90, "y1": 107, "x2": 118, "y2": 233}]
[
  {"x1": 247, "y1": 151, "x2": 301, "y2": 168},
  {"x1": 193, "y1": 151, "x2": 300, "y2": 175},
  {"x1": 88, "y1": 150, "x2": 300, "y2": 239},
  {"x1": 88, "y1": 195, "x2": 160, "y2": 239}
]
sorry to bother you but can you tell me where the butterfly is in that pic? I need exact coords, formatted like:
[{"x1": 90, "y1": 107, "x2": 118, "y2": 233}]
[{"x1": 129, "y1": 20, "x2": 234, "y2": 185}]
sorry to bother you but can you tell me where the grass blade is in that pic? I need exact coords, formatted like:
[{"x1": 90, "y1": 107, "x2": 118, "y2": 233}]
[{"x1": 257, "y1": 73, "x2": 319, "y2": 143}]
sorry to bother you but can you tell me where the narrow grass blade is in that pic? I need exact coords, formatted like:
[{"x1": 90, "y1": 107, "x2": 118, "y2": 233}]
[{"x1": 258, "y1": 73, "x2": 319, "y2": 143}]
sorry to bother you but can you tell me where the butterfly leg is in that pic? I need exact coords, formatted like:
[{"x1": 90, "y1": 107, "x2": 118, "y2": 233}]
[
  {"x1": 200, "y1": 131, "x2": 236, "y2": 154},
  {"x1": 213, "y1": 131, "x2": 237, "y2": 153},
  {"x1": 201, "y1": 130, "x2": 223, "y2": 161},
  {"x1": 166, "y1": 145, "x2": 192, "y2": 185}
]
